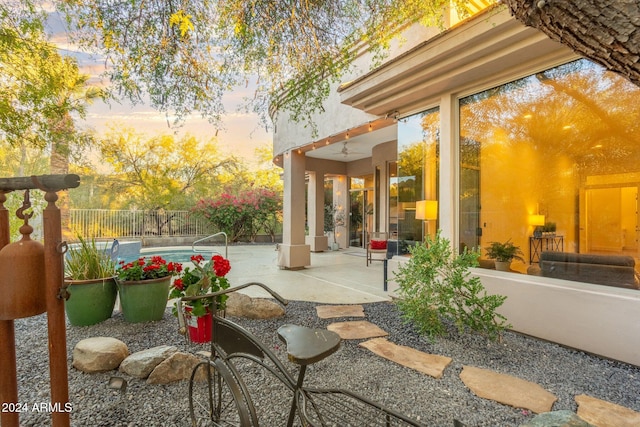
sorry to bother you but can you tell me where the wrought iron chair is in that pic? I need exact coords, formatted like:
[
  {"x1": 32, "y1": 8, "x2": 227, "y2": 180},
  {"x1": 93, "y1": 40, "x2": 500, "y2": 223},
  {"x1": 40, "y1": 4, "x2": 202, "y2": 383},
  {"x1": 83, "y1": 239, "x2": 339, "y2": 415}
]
[{"x1": 366, "y1": 231, "x2": 388, "y2": 266}]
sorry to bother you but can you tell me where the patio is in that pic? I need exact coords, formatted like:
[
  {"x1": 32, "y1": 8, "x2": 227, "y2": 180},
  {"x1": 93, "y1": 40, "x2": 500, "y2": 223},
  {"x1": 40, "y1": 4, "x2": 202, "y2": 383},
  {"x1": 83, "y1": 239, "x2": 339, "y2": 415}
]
[{"x1": 142, "y1": 244, "x2": 391, "y2": 304}]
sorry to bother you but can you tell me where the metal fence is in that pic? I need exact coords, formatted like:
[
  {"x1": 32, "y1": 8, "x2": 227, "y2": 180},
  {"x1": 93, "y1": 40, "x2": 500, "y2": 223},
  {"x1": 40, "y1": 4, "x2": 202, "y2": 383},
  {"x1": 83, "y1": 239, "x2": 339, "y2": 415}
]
[{"x1": 69, "y1": 209, "x2": 216, "y2": 239}]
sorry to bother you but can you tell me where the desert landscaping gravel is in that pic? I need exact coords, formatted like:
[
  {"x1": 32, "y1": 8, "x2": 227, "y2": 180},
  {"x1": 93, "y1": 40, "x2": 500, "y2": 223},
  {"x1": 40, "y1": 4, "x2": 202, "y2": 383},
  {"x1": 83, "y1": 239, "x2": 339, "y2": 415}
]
[{"x1": 12, "y1": 299, "x2": 640, "y2": 426}]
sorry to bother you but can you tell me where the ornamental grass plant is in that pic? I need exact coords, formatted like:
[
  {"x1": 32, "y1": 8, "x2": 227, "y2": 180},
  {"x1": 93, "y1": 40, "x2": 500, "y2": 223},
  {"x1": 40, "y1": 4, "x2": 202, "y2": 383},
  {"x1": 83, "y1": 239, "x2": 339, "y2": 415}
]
[{"x1": 64, "y1": 236, "x2": 117, "y2": 280}]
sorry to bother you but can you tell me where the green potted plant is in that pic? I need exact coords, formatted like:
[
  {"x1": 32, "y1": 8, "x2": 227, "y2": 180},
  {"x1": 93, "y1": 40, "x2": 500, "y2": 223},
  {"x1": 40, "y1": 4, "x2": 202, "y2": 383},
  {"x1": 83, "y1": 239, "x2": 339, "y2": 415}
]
[
  {"x1": 117, "y1": 255, "x2": 182, "y2": 323},
  {"x1": 484, "y1": 239, "x2": 525, "y2": 271},
  {"x1": 64, "y1": 237, "x2": 118, "y2": 326}
]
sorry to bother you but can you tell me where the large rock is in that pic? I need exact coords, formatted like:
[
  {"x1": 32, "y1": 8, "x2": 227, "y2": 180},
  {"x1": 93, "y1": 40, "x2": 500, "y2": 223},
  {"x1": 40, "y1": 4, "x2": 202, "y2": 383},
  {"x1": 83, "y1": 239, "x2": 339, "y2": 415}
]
[
  {"x1": 147, "y1": 352, "x2": 202, "y2": 384},
  {"x1": 226, "y1": 292, "x2": 285, "y2": 319},
  {"x1": 72, "y1": 337, "x2": 129, "y2": 373},
  {"x1": 519, "y1": 410, "x2": 594, "y2": 427},
  {"x1": 119, "y1": 345, "x2": 178, "y2": 378}
]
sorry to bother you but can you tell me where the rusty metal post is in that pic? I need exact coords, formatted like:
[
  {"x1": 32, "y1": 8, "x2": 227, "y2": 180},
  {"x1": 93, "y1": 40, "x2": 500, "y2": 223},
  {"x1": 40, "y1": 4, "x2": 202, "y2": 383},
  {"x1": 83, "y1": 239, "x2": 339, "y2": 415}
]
[
  {"x1": 0, "y1": 191, "x2": 19, "y2": 427},
  {"x1": 42, "y1": 188, "x2": 70, "y2": 427}
]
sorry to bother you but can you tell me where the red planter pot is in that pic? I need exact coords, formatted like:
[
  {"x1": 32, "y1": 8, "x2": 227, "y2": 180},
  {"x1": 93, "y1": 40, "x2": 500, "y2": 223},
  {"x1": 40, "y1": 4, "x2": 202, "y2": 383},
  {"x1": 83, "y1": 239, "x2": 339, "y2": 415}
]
[{"x1": 185, "y1": 307, "x2": 212, "y2": 343}]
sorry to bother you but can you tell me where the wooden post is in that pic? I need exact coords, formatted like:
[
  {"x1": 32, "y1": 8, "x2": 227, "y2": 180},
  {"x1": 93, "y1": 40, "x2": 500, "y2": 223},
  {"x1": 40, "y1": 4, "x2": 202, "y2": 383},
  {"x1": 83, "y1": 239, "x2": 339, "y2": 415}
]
[
  {"x1": 0, "y1": 175, "x2": 79, "y2": 427},
  {"x1": 0, "y1": 191, "x2": 19, "y2": 427},
  {"x1": 42, "y1": 188, "x2": 70, "y2": 427}
]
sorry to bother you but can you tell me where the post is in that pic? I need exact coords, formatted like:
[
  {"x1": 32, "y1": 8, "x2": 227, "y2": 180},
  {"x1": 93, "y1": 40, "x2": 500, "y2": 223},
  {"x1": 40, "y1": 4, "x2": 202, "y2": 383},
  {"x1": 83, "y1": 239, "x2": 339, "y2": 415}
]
[
  {"x1": 0, "y1": 191, "x2": 19, "y2": 427},
  {"x1": 42, "y1": 188, "x2": 70, "y2": 427},
  {"x1": 0, "y1": 175, "x2": 79, "y2": 427}
]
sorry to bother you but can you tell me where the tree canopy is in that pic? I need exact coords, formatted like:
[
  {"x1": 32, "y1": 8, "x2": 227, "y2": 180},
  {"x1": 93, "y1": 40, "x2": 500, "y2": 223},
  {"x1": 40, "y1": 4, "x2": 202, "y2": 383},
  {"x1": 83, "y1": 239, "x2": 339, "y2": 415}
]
[
  {"x1": 2, "y1": 0, "x2": 638, "y2": 136},
  {"x1": 49, "y1": 0, "x2": 464, "y2": 129},
  {"x1": 0, "y1": 2, "x2": 100, "y2": 149}
]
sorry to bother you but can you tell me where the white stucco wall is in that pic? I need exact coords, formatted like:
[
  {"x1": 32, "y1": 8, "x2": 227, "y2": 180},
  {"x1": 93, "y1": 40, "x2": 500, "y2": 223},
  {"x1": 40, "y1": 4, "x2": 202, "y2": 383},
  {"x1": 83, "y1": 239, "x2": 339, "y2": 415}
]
[
  {"x1": 273, "y1": 25, "x2": 439, "y2": 156},
  {"x1": 386, "y1": 256, "x2": 640, "y2": 366}
]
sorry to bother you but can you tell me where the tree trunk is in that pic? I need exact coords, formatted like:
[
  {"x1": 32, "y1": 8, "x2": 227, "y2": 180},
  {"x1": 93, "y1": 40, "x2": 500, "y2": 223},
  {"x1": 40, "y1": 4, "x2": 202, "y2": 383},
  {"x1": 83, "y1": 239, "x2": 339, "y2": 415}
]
[
  {"x1": 49, "y1": 113, "x2": 72, "y2": 238},
  {"x1": 504, "y1": 0, "x2": 640, "y2": 87}
]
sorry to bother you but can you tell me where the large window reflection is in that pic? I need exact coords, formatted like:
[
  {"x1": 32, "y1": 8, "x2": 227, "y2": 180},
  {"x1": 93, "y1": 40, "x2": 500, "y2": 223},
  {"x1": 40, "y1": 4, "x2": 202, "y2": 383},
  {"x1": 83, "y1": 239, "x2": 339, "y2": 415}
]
[
  {"x1": 460, "y1": 59, "x2": 640, "y2": 288},
  {"x1": 391, "y1": 107, "x2": 439, "y2": 254}
]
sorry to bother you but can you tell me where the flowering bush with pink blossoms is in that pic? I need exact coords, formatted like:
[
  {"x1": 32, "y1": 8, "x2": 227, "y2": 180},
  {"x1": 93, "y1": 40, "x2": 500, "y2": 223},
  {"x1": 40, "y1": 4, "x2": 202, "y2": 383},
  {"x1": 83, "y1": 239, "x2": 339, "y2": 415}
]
[{"x1": 191, "y1": 188, "x2": 281, "y2": 242}]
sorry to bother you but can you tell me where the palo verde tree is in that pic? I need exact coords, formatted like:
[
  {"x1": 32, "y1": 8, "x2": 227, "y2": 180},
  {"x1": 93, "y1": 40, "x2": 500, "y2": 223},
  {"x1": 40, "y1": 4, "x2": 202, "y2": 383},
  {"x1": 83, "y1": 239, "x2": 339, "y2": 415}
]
[
  {"x1": 1, "y1": 3, "x2": 101, "y2": 235},
  {"x1": 98, "y1": 126, "x2": 237, "y2": 211},
  {"x1": 51, "y1": 0, "x2": 476, "y2": 132},
  {"x1": 5, "y1": 1, "x2": 638, "y2": 136}
]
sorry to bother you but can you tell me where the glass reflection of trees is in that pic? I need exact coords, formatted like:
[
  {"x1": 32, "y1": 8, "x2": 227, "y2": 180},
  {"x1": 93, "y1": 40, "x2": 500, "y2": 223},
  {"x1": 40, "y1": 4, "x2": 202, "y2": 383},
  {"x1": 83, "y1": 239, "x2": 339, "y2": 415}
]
[
  {"x1": 396, "y1": 107, "x2": 439, "y2": 249},
  {"x1": 459, "y1": 58, "x2": 640, "y2": 261}
]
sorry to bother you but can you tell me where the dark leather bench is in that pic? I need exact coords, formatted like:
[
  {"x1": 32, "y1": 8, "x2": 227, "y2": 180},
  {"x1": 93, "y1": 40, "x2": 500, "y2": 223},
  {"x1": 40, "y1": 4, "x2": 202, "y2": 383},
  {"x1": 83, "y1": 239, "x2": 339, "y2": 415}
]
[{"x1": 539, "y1": 251, "x2": 639, "y2": 289}]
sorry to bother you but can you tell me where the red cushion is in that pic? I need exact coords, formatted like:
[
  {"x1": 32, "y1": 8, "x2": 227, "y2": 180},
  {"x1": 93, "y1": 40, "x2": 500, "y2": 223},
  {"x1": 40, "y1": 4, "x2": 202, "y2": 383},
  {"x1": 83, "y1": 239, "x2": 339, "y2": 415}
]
[{"x1": 370, "y1": 240, "x2": 387, "y2": 250}]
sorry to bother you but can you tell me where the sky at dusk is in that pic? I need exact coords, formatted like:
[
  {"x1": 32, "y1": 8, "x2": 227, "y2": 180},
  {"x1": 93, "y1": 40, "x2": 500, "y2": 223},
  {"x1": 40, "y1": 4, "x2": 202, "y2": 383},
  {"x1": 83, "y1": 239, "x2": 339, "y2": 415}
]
[{"x1": 45, "y1": 9, "x2": 272, "y2": 165}]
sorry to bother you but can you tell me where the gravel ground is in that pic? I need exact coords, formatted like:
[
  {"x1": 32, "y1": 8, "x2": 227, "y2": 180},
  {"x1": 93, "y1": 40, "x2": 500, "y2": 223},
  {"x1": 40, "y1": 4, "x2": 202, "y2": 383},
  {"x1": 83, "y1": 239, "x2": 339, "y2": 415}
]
[{"x1": 11, "y1": 300, "x2": 640, "y2": 427}]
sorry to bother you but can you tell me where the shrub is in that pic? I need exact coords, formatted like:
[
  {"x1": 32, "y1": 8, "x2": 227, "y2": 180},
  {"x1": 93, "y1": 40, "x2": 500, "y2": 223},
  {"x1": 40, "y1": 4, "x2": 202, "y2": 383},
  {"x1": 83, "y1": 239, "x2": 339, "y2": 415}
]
[
  {"x1": 395, "y1": 231, "x2": 510, "y2": 341},
  {"x1": 191, "y1": 189, "x2": 281, "y2": 242}
]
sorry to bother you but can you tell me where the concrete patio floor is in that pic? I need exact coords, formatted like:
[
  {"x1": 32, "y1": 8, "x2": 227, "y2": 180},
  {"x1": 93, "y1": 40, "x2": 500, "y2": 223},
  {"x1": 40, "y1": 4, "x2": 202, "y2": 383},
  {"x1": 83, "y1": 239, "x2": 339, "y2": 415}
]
[
  {"x1": 224, "y1": 244, "x2": 391, "y2": 303},
  {"x1": 151, "y1": 244, "x2": 392, "y2": 304}
]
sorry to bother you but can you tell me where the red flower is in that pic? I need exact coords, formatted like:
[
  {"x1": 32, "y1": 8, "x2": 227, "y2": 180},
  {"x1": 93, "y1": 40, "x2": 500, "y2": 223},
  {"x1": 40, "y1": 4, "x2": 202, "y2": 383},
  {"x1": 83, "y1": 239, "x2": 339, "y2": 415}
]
[
  {"x1": 173, "y1": 278, "x2": 184, "y2": 291},
  {"x1": 212, "y1": 255, "x2": 231, "y2": 277},
  {"x1": 167, "y1": 262, "x2": 182, "y2": 273},
  {"x1": 191, "y1": 254, "x2": 205, "y2": 264}
]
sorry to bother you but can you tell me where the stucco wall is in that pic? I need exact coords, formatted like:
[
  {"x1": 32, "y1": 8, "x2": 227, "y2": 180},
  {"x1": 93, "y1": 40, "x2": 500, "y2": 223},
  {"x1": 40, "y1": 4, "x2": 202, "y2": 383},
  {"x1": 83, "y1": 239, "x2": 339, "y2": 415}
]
[{"x1": 272, "y1": 25, "x2": 439, "y2": 156}]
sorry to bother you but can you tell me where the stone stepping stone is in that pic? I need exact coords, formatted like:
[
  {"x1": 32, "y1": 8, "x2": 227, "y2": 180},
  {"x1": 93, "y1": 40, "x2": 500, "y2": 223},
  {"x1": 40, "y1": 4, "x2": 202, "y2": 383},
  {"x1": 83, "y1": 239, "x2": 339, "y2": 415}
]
[
  {"x1": 459, "y1": 366, "x2": 557, "y2": 414},
  {"x1": 359, "y1": 338, "x2": 452, "y2": 379},
  {"x1": 327, "y1": 320, "x2": 388, "y2": 340},
  {"x1": 316, "y1": 304, "x2": 365, "y2": 319},
  {"x1": 576, "y1": 394, "x2": 640, "y2": 427}
]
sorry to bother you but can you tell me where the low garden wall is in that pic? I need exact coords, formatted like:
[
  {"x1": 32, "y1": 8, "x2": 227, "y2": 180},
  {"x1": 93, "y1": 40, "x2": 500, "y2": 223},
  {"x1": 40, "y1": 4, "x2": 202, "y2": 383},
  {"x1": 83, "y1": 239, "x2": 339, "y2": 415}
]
[{"x1": 386, "y1": 257, "x2": 640, "y2": 367}]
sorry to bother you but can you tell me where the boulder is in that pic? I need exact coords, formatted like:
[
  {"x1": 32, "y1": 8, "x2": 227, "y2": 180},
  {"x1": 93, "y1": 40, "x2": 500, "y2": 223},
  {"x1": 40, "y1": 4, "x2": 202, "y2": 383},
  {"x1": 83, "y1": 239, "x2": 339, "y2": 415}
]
[
  {"x1": 72, "y1": 337, "x2": 129, "y2": 373},
  {"x1": 119, "y1": 345, "x2": 178, "y2": 378},
  {"x1": 519, "y1": 410, "x2": 594, "y2": 427},
  {"x1": 226, "y1": 292, "x2": 285, "y2": 319},
  {"x1": 147, "y1": 352, "x2": 202, "y2": 384}
]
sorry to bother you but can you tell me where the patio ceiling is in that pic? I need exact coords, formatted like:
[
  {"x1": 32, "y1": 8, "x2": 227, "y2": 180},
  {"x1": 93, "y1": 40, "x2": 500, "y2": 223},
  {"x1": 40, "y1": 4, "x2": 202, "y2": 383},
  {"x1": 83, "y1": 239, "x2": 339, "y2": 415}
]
[{"x1": 304, "y1": 119, "x2": 397, "y2": 162}]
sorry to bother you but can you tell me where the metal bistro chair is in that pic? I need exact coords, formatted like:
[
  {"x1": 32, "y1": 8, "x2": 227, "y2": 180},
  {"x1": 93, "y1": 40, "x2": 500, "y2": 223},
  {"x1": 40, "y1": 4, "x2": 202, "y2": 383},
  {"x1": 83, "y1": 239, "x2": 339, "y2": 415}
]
[{"x1": 366, "y1": 231, "x2": 388, "y2": 266}]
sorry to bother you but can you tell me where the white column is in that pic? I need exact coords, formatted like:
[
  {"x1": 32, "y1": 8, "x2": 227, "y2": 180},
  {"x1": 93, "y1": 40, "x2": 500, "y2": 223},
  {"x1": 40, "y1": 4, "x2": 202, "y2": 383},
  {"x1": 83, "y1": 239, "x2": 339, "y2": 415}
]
[
  {"x1": 278, "y1": 151, "x2": 311, "y2": 269},
  {"x1": 439, "y1": 93, "x2": 455, "y2": 242},
  {"x1": 305, "y1": 171, "x2": 328, "y2": 252}
]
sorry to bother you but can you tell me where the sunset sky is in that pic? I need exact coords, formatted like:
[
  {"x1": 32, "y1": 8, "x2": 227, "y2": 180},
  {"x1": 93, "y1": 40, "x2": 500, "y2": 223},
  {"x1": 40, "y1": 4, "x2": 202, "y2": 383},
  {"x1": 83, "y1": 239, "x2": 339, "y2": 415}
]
[{"x1": 46, "y1": 9, "x2": 271, "y2": 165}]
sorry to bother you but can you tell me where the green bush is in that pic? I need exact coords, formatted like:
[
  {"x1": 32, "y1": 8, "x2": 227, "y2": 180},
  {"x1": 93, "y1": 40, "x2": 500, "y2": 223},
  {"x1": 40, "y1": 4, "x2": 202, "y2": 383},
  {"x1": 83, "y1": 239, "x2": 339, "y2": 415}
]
[{"x1": 395, "y1": 231, "x2": 510, "y2": 341}]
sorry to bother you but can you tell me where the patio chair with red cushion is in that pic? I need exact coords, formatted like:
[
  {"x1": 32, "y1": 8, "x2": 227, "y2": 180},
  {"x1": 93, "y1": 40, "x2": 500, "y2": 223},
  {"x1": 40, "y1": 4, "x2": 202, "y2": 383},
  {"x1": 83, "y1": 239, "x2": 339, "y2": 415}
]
[{"x1": 366, "y1": 232, "x2": 388, "y2": 266}]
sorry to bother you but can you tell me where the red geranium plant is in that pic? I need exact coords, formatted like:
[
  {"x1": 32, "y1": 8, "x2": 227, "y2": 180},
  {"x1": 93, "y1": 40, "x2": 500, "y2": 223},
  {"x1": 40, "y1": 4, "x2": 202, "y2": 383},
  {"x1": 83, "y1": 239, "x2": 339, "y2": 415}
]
[
  {"x1": 117, "y1": 255, "x2": 182, "y2": 281},
  {"x1": 169, "y1": 254, "x2": 231, "y2": 317}
]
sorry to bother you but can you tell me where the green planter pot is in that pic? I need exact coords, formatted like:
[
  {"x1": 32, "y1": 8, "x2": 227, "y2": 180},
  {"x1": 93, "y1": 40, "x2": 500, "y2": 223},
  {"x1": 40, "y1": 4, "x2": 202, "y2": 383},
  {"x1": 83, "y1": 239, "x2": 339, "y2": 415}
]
[
  {"x1": 65, "y1": 277, "x2": 118, "y2": 326},
  {"x1": 118, "y1": 276, "x2": 171, "y2": 323}
]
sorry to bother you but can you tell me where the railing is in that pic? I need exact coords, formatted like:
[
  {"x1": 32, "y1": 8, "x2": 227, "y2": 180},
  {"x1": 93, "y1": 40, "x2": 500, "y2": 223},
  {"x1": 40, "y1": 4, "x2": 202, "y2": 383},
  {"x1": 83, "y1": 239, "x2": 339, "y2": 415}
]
[
  {"x1": 69, "y1": 209, "x2": 216, "y2": 239},
  {"x1": 192, "y1": 232, "x2": 228, "y2": 258}
]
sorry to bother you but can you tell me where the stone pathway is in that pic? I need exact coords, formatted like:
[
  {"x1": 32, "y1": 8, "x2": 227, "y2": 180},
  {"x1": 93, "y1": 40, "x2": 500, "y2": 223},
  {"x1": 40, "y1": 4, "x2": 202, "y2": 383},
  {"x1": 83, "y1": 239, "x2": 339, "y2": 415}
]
[
  {"x1": 315, "y1": 304, "x2": 640, "y2": 427},
  {"x1": 359, "y1": 337, "x2": 451, "y2": 379},
  {"x1": 326, "y1": 320, "x2": 388, "y2": 339},
  {"x1": 459, "y1": 366, "x2": 557, "y2": 414}
]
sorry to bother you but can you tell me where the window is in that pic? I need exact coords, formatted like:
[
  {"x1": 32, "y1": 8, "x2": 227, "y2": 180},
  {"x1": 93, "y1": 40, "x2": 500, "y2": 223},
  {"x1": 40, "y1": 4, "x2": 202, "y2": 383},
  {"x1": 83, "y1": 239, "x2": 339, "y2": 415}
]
[
  {"x1": 391, "y1": 107, "x2": 439, "y2": 254},
  {"x1": 459, "y1": 59, "x2": 640, "y2": 285}
]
